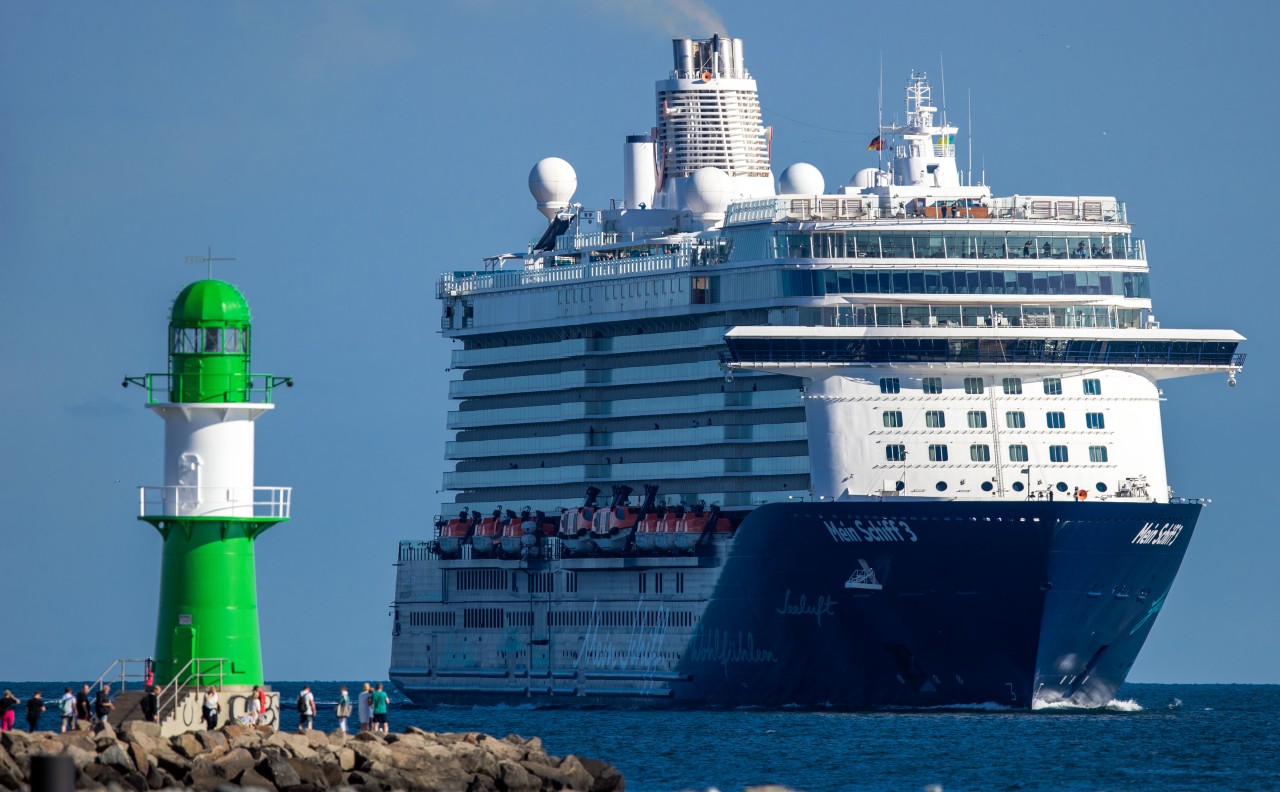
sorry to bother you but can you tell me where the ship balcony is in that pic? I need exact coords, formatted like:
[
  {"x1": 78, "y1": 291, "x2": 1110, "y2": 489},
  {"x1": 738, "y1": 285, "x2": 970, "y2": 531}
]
[{"x1": 138, "y1": 486, "x2": 292, "y2": 520}]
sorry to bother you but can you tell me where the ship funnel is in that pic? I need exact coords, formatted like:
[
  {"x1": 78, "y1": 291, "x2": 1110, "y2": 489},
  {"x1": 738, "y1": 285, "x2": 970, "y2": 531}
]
[{"x1": 623, "y1": 134, "x2": 656, "y2": 209}]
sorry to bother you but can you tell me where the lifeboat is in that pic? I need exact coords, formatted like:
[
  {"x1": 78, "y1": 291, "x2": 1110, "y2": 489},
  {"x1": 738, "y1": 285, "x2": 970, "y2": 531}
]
[
  {"x1": 499, "y1": 509, "x2": 524, "y2": 557},
  {"x1": 673, "y1": 504, "x2": 722, "y2": 553},
  {"x1": 654, "y1": 507, "x2": 682, "y2": 552},
  {"x1": 634, "y1": 512, "x2": 660, "y2": 552},
  {"x1": 560, "y1": 487, "x2": 601, "y2": 556},
  {"x1": 436, "y1": 510, "x2": 473, "y2": 558},
  {"x1": 470, "y1": 508, "x2": 501, "y2": 556},
  {"x1": 592, "y1": 484, "x2": 637, "y2": 554}
]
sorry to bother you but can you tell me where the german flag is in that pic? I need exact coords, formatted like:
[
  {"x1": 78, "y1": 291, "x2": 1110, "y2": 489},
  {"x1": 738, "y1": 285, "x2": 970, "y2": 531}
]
[{"x1": 866, "y1": 135, "x2": 884, "y2": 151}]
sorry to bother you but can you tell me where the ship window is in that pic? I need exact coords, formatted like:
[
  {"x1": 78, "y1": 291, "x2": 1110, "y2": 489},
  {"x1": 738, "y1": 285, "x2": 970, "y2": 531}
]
[
  {"x1": 638, "y1": 573, "x2": 646, "y2": 594},
  {"x1": 981, "y1": 481, "x2": 994, "y2": 492},
  {"x1": 935, "y1": 481, "x2": 948, "y2": 491},
  {"x1": 1083, "y1": 378, "x2": 1103, "y2": 395},
  {"x1": 928, "y1": 444, "x2": 949, "y2": 462},
  {"x1": 1046, "y1": 411, "x2": 1066, "y2": 429},
  {"x1": 1006, "y1": 411, "x2": 1026, "y2": 429},
  {"x1": 1043, "y1": 378, "x2": 1062, "y2": 395},
  {"x1": 964, "y1": 377, "x2": 985, "y2": 394},
  {"x1": 1086, "y1": 412, "x2": 1106, "y2": 429},
  {"x1": 1089, "y1": 446, "x2": 1110, "y2": 463},
  {"x1": 967, "y1": 411, "x2": 988, "y2": 428},
  {"x1": 1008, "y1": 444, "x2": 1029, "y2": 462},
  {"x1": 921, "y1": 377, "x2": 943, "y2": 394},
  {"x1": 880, "y1": 377, "x2": 900, "y2": 394},
  {"x1": 1056, "y1": 482, "x2": 1069, "y2": 493},
  {"x1": 676, "y1": 573, "x2": 685, "y2": 594},
  {"x1": 970, "y1": 444, "x2": 991, "y2": 462},
  {"x1": 885, "y1": 444, "x2": 906, "y2": 462},
  {"x1": 1012, "y1": 481, "x2": 1025, "y2": 492},
  {"x1": 1096, "y1": 482, "x2": 1109, "y2": 492},
  {"x1": 1001, "y1": 377, "x2": 1022, "y2": 394},
  {"x1": 925, "y1": 410, "x2": 946, "y2": 428},
  {"x1": 1049, "y1": 445, "x2": 1069, "y2": 462},
  {"x1": 883, "y1": 410, "x2": 903, "y2": 428}
]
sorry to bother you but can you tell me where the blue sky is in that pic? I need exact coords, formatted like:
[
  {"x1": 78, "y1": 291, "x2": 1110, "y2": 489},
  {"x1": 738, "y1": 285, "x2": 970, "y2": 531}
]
[{"x1": 1, "y1": 0, "x2": 1274, "y2": 684}]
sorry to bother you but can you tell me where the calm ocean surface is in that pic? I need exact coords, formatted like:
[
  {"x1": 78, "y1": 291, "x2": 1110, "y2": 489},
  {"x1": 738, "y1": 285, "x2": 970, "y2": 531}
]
[{"x1": 3, "y1": 682, "x2": 1277, "y2": 791}]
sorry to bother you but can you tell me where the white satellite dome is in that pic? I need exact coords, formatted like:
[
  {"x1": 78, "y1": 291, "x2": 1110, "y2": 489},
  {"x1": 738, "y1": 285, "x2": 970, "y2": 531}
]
[
  {"x1": 685, "y1": 167, "x2": 733, "y2": 222},
  {"x1": 778, "y1": 162, "x2": 825, "y2": 195},
  {"x1": 849, "y1": 167, "x2": 885, "y2": 191},
  {"x1": 528, "y1": 157, "x2": 577, "y2": 219}
]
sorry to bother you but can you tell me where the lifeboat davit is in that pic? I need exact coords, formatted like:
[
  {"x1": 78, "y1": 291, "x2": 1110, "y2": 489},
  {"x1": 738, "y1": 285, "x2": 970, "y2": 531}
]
[{"x1": 561, "y1": 487, "x2": 602, "y2": 556}]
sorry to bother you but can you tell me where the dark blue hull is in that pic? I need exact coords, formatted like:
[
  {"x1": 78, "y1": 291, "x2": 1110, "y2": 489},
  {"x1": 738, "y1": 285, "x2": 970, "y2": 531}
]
[{"x1": 674, "y1": 500, "x2": 1198, "y2": 708}]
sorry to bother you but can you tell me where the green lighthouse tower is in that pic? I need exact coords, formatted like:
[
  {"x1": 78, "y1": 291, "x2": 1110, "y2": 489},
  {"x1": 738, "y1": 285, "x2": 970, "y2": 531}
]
[{"x1": 127, "y1": 279, "x2": 292, "y2": 689}]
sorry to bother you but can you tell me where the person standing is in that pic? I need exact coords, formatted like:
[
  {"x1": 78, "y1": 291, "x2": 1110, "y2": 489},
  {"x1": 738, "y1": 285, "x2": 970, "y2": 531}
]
[
  {"x1": 335, "y1": 686, "x2": 351, "y2": 734},
  {"x1": 0, "y1": 690, "x2": 17, "y2": 731},
  {"x1": 58, "y1": 688, "x2": 76, "y2": 733},
  {"x1": 94, "y1": 684, "x2": 114, "y2": 727},
  {"x1": 140, "y1": 686, "x2": 159, "y2": 724},
  {"x1": 370, "y1": 683, "x2": 389, "y2": 734},
  {"x1": 357, "y1": 683, "x2": 372, "y2": 732},
  {"x1": 246, "y1": 685, "x2": 262, "y2": 725},
  {"x1": 297, "y1": 685, "x2": 315, "y2": 731},
  {"x1": 75, "y1": 684, "x2": 91, "y2": 726},
  {"x1": 25, "y1": 692, "x2": 44, "y2": 732},
  {"x1": 201, "y1": 687, "x2": 219, "y2": 731}
]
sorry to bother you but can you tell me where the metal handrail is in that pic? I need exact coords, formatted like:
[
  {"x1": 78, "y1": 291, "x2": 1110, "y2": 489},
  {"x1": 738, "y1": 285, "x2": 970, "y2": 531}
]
[
  {"x1": 156, "y1": 657, "x2": 229, "y2": 722},
  {"x1": 89, "y1": 657, "x2": 153, "y2": 698}
]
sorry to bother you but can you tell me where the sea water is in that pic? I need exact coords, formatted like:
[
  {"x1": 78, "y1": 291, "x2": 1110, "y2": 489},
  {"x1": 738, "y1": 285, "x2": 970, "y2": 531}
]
[{"x1": 4, "y1": 682, "x2": 1277, "y2": 791}]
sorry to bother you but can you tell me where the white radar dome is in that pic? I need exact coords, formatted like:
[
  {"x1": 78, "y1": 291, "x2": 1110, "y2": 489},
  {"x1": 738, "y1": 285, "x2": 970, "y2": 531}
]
[
  {"x1": 778, "y1": 162, "x2": 825, "y2": 195},
  {"x1": 685, "y1": 167, "x2": 733, "y2": 222},
  {"x1": 529, "y1": 157, "x2": 577, "y2": 219},
  {"x1": 849, "y1": 167, "x2": 886, "y2": 191}
]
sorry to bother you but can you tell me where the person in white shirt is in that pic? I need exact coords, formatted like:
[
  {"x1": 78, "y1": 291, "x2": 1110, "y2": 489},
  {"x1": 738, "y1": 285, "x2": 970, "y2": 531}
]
[{"x1": 58, "y1": 688, "x2": 75, "y2": 733}]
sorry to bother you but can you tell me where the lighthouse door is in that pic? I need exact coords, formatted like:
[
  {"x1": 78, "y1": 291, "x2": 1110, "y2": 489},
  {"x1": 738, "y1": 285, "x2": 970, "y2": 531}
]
[{"x1": 173, "y1": 625, "x2": 197, "y2": 683}]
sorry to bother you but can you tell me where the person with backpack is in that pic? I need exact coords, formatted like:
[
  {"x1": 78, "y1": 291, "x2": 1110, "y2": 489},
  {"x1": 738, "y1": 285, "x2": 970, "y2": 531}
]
[
  {"x1": 296, "y1": 685, "x2": 315, "y2": 731},
  {"x1": 370, "y1": 683, "x2": 389, "y2": 734},
  {"x1": 58, "y1": 688, "x2": 76, "y2": 732}
]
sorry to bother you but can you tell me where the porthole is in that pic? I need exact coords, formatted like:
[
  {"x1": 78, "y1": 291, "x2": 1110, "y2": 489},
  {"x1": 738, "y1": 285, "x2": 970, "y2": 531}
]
[
  {"x1": 980, "y1": 482, "x2": 994, "y2": 492},
  {"x1": 1096, "y1": 482, "x2": 1108, "y2": 493},
  {"x1": 895, "y1": 480, "x2": 905, "y2": 492},
  {"x1": 1012, "y1": 481, "x2": 1025, "y2": 492},
  {"x1": 1055, "y1": 482, "x2": 1069, "y2": 493},
  {"x1": 935, "y1": 481, "x2": 948, "y2": 492}
]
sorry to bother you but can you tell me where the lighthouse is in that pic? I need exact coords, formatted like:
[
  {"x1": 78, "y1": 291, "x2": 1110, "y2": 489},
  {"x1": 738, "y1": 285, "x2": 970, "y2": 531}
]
[{"x1": 126, "y1": 278, "x2": 292, "y2": 689}]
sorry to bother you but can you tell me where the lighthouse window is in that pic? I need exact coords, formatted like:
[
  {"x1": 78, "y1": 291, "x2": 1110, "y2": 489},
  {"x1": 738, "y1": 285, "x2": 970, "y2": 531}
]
[
  {"x1": 967, "y1": 411, "x2": 988, "y2": 428},
  {"x1": 1083, "y1": 378, "x2": 1103, "y2": 395},
  {"x1": 921, "y1": 377, "x2": 943, "y2": 394},
  {"x1": 883, "y1": 410, "x2": 903, "y2": 428},
  {"x1": 1043, "y1": 378, "x2": 1062, "y2": 395},
  {"x1": 964, "y1": 377, "x2": 985, "y2": 394},
  {"x1": 1008, "y1": 444, "x2": 1029, "y2": 462},
  {"x1": 223, "y1": 328, "x2": 243, "y2": 353},
  {"x1": 879, "y1": 377, "x2": 901, "y2": 394},
  {"x1": 925, "y1": 410, "x2": 946, "y2": 428},
  {"x1": 1006, "y1": 411, "x2": 1026, "y2": 429},
  {"x1": 885, "y1": 444, "x2": 907, "y2": 462},
  {"x1": 1046, "y1": 412, "x2": 1066, "y2": 429},
  {"x1": 1049, "y1": 445, "x2": 1069, "y2": 462},
  {"x1": 1089, "y1": 446, "x2": 1110, "y2": 463},
  {"x1": 970, "y1": 444, "x2": 991, "y2": 462},
  {"x1": 928, "y1": 444, "x2": 949, "y2": 462},
  {"x1": 1002, "y1": 377, "x2": 1023, "y2": 395},
  {"x1": 1086, "y1": 412, "x2": 1106, "y2": 429}
]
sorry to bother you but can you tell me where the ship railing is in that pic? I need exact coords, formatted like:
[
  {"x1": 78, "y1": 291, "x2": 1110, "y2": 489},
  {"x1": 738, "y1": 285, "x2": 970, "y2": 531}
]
[
  {"x1": 725, "y1": 197, "x2": 1127, "y2": 225},
  {"x1": 139, "y1": 486, "x2": 292, "y2": 520},
  {"x1": 439, "y1": 250, "x2": 694, "y2": 297}
]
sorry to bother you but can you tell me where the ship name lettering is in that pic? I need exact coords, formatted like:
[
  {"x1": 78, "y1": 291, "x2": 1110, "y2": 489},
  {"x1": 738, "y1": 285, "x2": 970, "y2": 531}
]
[
  {"x1": 823, "y1": 518, "x2": 917, "y2": 543},
  {"x1": 1130, "y1": 522, "x2": 1184, "y2": 546}
]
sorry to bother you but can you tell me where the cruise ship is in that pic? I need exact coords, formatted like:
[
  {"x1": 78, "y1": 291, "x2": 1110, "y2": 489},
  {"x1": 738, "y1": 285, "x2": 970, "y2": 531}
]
[{"x1": 390, "y1": 35, "x2": 1244, "y2": 709}]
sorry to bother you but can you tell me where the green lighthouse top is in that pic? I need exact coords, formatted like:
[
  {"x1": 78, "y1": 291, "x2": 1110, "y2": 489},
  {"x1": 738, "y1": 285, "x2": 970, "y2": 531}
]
[{"x1": 170, "y1": 279, "x2": 252, "y2": 327}]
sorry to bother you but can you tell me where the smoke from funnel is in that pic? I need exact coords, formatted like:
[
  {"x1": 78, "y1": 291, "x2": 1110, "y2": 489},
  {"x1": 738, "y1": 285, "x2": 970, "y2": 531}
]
[{"x1": 588, "y1": 0, "x2": 728, "y2": 37}]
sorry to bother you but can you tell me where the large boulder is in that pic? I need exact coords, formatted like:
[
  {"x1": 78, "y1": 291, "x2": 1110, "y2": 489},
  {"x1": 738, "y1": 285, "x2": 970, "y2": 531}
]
[
  {"x1": 97, "y1": 741, "x2": 135, "y2": 774},
  {"x1": 578, "y1": 755, "x2": 625, "y2": 792},
  {"x1": 257, "y1": 752, "x2": 302, "y2": 789},
  {"x1": 237, "y1": 765, "x2": 279, "y2": 792}
]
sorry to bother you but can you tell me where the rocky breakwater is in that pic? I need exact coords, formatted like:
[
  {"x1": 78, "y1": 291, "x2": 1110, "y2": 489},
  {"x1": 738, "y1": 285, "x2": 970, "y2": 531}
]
[{"x1": 0, "y1": 721, "x2": 625, "y2": 792}]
